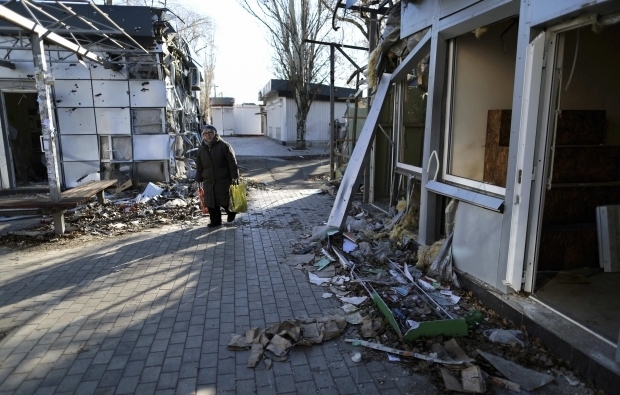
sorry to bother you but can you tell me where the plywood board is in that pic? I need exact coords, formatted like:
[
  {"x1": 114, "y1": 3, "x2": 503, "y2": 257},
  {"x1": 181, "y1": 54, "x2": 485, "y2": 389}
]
[{"x1": 483, "y1": 110, "x2": 511, "y2": 187}]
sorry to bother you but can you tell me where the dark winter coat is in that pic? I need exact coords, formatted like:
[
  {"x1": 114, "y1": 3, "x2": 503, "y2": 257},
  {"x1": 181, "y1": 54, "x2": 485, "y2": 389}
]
[{"x1": 195, "y1": 135, "x2": 239, "y2": 208}]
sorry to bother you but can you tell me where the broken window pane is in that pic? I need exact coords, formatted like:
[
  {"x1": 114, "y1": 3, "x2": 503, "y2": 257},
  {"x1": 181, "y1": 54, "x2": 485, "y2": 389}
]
[
  {"x1": 446, "y1": 18, "x2": 517, "y2": 190},
  {"x1": 100, "y1": 136, "x2": 111, "y2": 160},
  {"x1": 136, "y1": 161, "x2": 167, "y2": 183},
  {"x1": 100, "y1": 136, "x2": 133, "y2": 161},
  {"x1": 101, "y1": 162, "x2": 132, "y2": 185},
  {"x1": 126, "y1": 54, "x2": 160, "y2": 79},
  {"x1": 111, "y1": 136, "x2": 132, "y2": 161},
  {"x1": 399, "y1": 85, "x2": 427, "y2": 168},
  {"x1": 132, "y1": 109, "x2": 164, "y2": 134}
]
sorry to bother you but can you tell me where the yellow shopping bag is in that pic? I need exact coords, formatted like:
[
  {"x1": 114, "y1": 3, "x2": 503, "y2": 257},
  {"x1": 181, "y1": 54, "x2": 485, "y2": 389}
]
[{"x1": 229, "y1": 183, "x2": 247, "y2": 213}]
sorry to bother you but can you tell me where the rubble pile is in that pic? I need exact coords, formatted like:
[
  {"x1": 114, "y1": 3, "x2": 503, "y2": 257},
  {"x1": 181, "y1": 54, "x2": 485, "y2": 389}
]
[
  {"x1": 277, "y1": 201, "x2": 594, "y2": 394},
  {"x1": 0, "y1": 177, "x2": 262, "y2": 247}
]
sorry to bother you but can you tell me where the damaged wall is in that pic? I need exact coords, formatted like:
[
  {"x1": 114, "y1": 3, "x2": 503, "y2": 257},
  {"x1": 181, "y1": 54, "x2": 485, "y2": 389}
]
[
  {"x1": 453, "y1": 202, "x2": 506, "y2": 292},
  {"x1": 0, "y1": 6, "x2": 203, "y2": 190}
]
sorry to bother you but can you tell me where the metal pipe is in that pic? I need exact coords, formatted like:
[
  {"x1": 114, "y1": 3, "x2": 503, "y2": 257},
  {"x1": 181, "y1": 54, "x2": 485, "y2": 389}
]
[{"x1": 330, "y1": 44, "x2": 335, "y2": 180}]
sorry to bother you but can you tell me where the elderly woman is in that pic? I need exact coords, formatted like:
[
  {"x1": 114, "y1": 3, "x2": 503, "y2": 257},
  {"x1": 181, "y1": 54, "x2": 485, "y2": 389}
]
[{"x1": 195, "y1": 125, "x2": 239, "y2": 227}]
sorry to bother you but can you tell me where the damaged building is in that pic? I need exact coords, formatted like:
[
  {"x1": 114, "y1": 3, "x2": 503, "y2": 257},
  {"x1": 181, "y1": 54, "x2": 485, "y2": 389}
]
[
  {"x1": 329, "y1": 0, "x2": 620, "y2": 391},
  {"x1": 0, "y1": 0, "x2": 202, "y2": 191}
]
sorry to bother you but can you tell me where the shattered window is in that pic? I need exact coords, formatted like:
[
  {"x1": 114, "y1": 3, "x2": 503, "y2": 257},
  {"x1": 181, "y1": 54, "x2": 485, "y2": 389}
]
[
  {"x1": 444, "y1": 18, "x2": 517, "y2": 193},
  {"x1": 100, "y1": 136, "x2": 132, "y2": 161},
  {"x1": 132, "y1": 109, "x2": 164, "y2": 134},
  {"x1": 399, "y1": 85, "x2": 427, "y2": 168},
  {"x1": 126, "y1": 54, "x2": 161, "y2": 79}
]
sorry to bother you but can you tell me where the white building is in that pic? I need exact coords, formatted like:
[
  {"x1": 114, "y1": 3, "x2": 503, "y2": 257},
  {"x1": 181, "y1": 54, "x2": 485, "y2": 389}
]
[{"x1": 259, "y1": 79, "x2": 355, "y2": 146}]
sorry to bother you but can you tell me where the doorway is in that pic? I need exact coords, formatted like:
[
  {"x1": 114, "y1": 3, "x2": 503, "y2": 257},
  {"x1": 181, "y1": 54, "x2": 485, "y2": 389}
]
[
  {"x1": 530, "y1": 22, "x2": 620, "y2": 345},
  {"x1": 2, "y1": 92, "x2": 47, "y2": 188}
]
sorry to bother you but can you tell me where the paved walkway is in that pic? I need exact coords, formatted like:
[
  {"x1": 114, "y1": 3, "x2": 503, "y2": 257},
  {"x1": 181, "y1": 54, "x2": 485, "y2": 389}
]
[
  {"x1": 224, "y1": 136, "x2": 329, "y2": 157},
  {"x1": 0, "y1": 187, "x2": 437, "y2": 395}
]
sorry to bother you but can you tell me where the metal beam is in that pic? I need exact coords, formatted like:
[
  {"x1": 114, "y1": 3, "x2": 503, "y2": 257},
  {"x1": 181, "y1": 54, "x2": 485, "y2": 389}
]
[
  {"x1": 337, "y1": 3, "x2": 389, "y2": 15},
  {"x1": 390, "y1": 29, "x2": 431, "y2": 84},
  {"x1": 0, "y1": 4, "x2": 118, "y2": 70},
  {"x1": 304, "y1": 39, "x2": 367, "y2": 51},
  {"x1": 327, "y1": 74, "x2": 392, "y2": 230},
  {"x1": 0, "y1": 59, "x2": 15, "y2": 69},
  {"x1": 32, "y1": 32, "x2": 61, "y2": 204}
]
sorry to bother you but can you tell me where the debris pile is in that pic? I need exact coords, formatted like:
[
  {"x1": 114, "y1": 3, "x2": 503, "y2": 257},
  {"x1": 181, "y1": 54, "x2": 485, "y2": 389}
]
[
  {"x1": 0, "y1": 177, "x2": 261, "y2": 247},
  {"x1": 279, "y1": 200, "x2": 593, "y2": 393},
  {"x1": 227, "y1": 315, "x2": 347, "y2": 369}
]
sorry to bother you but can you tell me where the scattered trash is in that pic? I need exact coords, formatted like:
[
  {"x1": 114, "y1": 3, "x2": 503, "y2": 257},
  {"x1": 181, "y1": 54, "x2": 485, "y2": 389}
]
[
  {"x1": 476, "y1": 349, "x2": 554, "y2": 391},
  {"x1": 351, "y1": 352, "x2": 362, "y2": 362},
  {"x1": 483, "y1": 328, "x2": 525, "y2": 347},
  {"x1": 338, "y1": 296, "x2": 368, "y2": 305},
  {"x1": 309, "y1": 272, "x2": 331, "y2": 286},
  {"x1": 322, "y1": 293, "x2": 333, "y2": 299},
  {"x1": 135, "y1": 182, "x2": 163, "y2": 203},
  {"x1": 346, "y1": 339, "x2": 466, "y2": 365},
  {"x1": 228, "y1": 316, "x2": 347, "y2": 368}
]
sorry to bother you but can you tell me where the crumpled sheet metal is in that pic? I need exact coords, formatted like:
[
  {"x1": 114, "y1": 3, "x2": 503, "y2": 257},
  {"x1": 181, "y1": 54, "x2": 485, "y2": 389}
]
[{"x1": 227, "y1": 315, "x2": 348, "y2": 368}]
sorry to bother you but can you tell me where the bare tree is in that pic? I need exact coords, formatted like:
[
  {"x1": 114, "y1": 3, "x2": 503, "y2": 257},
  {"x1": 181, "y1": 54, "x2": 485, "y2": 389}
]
[
  {"x1": 200, "y1": 45, "x2": 216, "y2": 124},
  {"x1": 239, "y1": 0, "x2": 332, "y2": 149}
]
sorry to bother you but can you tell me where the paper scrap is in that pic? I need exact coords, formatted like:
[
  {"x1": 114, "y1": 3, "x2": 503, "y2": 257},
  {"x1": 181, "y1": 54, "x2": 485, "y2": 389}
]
[
  {"x1": 339, "y1": 296, "x2": 368, "y2": 306},
  {"x1": 309, "y1": 272, "x2": 331, "y2": 286},
  {"x1": 387, "y1": 354, "x2": 401, "y2": 362},
  {"x1": 343, "y1": 239, "x2": 358, "y2": 253},
  {"x1": 322, "y1": 293, "x2": 333, "y2": 299}
]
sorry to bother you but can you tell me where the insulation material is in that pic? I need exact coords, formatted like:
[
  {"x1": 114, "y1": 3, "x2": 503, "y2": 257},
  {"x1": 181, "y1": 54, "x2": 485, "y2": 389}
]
[
  {"x1": 132, "y1": 109, "x2": 164, "y2": 134},
  {"x1": 133, "y1": 135, "x2": 171, "y2": 160},
  {"x1": 57, "y1": 108, "x2": 97, "y2": 135}
]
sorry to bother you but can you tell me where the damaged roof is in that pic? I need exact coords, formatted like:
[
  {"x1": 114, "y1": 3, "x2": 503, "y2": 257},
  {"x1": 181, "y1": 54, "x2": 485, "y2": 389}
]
[{"x1": 0, "y1": 1, "x2": 158, "y2": 48}]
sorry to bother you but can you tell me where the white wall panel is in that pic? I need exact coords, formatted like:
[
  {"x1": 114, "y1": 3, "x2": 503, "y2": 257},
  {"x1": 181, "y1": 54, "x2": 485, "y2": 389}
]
[
  {"x1": 54, "y1": 80, "x2": 94, "y2": 107},
  {"x1": 0, "y1": 62, "x2": 35, "y2": 79},
  {"x1": 233, "y1": 105, "x2": 261, "y2": 135},
  {"x1": 129, "y1": 80, "x2": 166, "y2": 107},
  {"x1": 57, "y1": 108, "x2": 97, "y2": 134},
  {"x1": 133, "y1": 134, "x2": 171, "y2": 160},
  {"x1": 96, "y1": 108, "x2": 131, "y2": 135},
  {"x1": 90, "y1": 63, "x2": 128, "y2": 80},
  {"x1": 92, "y1": 80, "x2": 130, "y2": 107},
  {"x1": 51, "y1": 62, "x2": 91, "y2": 79},
  {"x1": 63, "y1": 161, "x2": 100, "y2": 188},
  {"x1": 60, "y1": 135, "x2": 99, "y2": 162}
]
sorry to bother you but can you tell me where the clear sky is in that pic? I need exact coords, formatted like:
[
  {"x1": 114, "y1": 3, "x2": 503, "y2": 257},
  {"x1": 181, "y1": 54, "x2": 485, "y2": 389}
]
[{"x1": 181, "y1": 0, "x2": 273, "y2": 105}]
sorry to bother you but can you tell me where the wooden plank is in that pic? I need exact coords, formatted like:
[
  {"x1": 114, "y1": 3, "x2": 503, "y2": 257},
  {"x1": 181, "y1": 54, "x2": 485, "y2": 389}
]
[
  {"x1": 483, "y1": 110, "x2": 511, "y2": 187},
  {"x1": 0, "y1": 180, "x2": 118, "y2": 210}
]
